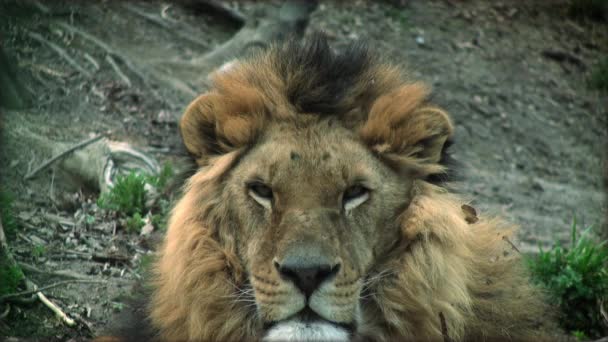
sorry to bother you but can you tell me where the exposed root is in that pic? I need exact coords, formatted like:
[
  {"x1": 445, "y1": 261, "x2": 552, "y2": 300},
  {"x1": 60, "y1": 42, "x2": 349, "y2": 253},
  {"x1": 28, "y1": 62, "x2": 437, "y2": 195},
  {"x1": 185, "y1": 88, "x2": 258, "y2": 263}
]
[
  {"x1": 122, "y1": 3, "x2": 209, "y2": 49},
  {"x1": 0, "y1": 279, "x2": 105, "y2": 303},
  {"x1": 105, "y1": 55, "x2": 132, "y2": 87},
  {"x1": 191, "y1": 0, "x2": 319, "y2": 83},
  {"x1": 26, "y1": 31, "x2": 92, "y2": 77}
]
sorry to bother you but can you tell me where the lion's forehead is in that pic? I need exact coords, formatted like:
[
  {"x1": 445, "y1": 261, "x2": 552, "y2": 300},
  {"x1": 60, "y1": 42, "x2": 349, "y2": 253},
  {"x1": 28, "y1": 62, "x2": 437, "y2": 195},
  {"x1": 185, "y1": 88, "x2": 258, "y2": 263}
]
[{"x1": 242, "y1": 124, "x2": 377, "y2": 183}]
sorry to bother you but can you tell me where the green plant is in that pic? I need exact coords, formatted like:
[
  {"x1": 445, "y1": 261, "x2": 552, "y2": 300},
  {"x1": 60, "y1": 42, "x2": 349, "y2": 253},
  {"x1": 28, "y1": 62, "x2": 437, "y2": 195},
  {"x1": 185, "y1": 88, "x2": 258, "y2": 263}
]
[
  {"x1": 147, "y1": 163, "x2": 174, "y2": 190},
  {"x1": 590, "y1": 58, "x2": 608, "y2": 91},
  {"x1": 0, "y1": 190, "x2": 18, "y2": 239},
  {"x1": 32, "y1": 244, "x2": 46, "y2": 260},
  {"x1": 98, "y1": 164, "x2": 175, "y2": 233},
  {"x1": 527, "y1": 219, "x2": 608, "y2": 338},
  {"x1": 98, "y1": 171, "x2": 147, "y2": 216},
  {"x1": 0, "y1": 264, "x2": 24, "y2": 297},
  {"x1": 572, "y1": 330, "x2": 589, "y2": 341},
  {"x1": 385, "y1": 7, "x2": 408, "y2": 27},
  {"x1": 125, "y1": 212, "x2": 145, "y2": 233}
]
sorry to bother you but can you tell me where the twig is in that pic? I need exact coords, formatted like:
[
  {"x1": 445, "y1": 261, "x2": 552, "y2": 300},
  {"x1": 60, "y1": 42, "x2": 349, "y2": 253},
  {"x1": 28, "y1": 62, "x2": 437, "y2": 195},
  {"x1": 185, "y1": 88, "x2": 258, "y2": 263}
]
[
  {"x1": 23, "y1": 133, "x2": 105, "y2": 180},
  {"x1": 439, "y1": 312, "x2": 453, "y2": 342},
  {"x1": 0, "y1": 279, "x2": 105, "y2": 302},
  {"x1": 502, "y1": 236, "x2": 521, "y2": 254},
  {"x1": 105, "y1": 55, "x2": 132, "y2": 87},
  {"x1": 92, "y1": 253, "x2": 130, "y2": 265},
  {"x1": 42, "y1": 212, "x2": 75, "y2": 227},
  {"x1": 27, "y1": 31, "x2": 92, "y2": 77},
  {"x1": 0, "y1": 303, "x2": 10, "y2": 320},
  {"x1": 0, "y1": 214, "x2": 7, "y2": 249},
  {"x1": 36, "y1": 289, "x2": 76, "y2": 326},
  {"x1": 1, "y1": 217, "x2": 83, "y2": 328},
  {"x1": 600, "y1": 299, "x2": 608, "y2": 326}
]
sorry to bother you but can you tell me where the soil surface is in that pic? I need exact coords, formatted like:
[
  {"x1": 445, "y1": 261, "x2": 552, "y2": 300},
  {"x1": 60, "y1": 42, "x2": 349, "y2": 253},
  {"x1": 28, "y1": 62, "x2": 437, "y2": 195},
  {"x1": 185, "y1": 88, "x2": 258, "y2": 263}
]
[{"x1": 1, "y1": 0, "x2": 606, "y2": 339}]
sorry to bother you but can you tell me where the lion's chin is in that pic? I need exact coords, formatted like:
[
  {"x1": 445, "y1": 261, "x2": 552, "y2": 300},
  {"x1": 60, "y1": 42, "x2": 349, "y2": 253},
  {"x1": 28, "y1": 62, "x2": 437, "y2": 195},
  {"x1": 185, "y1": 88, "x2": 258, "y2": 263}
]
[{"x1": 262, "y1": 320, "x2": 350, "y2": 342}]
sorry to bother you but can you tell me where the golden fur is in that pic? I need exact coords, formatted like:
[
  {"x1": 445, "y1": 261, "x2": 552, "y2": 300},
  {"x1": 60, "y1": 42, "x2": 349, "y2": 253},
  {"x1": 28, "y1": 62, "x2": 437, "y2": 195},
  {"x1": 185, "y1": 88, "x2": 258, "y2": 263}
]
[{"x1": 144, "y1": 37, "x2": 558, "y2": 341}]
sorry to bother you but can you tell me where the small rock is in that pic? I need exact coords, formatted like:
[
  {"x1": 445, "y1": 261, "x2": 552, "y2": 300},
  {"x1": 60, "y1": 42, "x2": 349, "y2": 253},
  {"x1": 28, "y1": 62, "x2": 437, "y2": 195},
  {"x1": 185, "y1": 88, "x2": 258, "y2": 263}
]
[
  {"x1": 531, "y1": 180, "x2": 544, "y2": 192},
  {"x1": 140, "y1": 221, "x2": 154, "y2": 236},
  {"x1": 415, "y1": 36, "x2": 425, "y2": 45}
]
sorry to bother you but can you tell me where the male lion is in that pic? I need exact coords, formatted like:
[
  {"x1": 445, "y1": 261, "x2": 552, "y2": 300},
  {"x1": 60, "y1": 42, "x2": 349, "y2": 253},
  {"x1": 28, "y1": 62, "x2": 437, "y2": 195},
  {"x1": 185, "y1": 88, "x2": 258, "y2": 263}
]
[{"x1": 104, "y1": 35, "x2": 558, "y2": 341}]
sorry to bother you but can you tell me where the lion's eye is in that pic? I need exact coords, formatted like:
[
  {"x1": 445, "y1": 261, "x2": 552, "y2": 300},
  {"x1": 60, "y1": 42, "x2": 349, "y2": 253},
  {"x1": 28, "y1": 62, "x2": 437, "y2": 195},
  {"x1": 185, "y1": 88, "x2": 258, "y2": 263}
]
[
  {"x1": 343, "y1": 185, "x2": 369, "y2": 211},
  {"x1": 248, "y1": 182, "x2": 273, "y2": 209}
]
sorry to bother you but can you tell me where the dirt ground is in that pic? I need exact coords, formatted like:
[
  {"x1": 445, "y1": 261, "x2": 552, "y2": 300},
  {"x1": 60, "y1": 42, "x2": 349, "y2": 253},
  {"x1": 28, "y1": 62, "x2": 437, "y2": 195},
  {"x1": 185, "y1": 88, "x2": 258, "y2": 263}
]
[{"x1": 0, "y1": 0, "x2": 606, "y2": 339}]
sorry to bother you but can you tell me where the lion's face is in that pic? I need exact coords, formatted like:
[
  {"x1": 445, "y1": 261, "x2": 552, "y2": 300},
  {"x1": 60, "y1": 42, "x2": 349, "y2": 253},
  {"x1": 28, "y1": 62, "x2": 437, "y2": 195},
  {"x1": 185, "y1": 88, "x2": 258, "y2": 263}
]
[
  {"x1": 154, "y1": 37, "x2": 457, "y2": 341},
  {"x1": 222, "y1": 120, "x2": 412, "y2": 339}
]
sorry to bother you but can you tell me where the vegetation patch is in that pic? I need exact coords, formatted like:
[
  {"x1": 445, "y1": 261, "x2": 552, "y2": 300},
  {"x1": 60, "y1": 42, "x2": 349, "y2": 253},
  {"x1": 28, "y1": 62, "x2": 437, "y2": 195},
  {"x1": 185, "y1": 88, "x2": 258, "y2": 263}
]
[
  {"x1": 590, "y1": 57, "x2": 608, "y2": 91},
  {"x1": 527, "y1": 220, "x2": 608, "y2": 339},
  {"x1": 0, "y1": 190, "x2": 18, "y2": 239},
  {"x1": 97, "y1": 163, "x2": 174, "y2": 233},
  {"x1": 0, "y1": 263, "x2": 24, "y2": 297},
  {"x1": 97, "y1": 171, "x2": 148, "y2": 216}
]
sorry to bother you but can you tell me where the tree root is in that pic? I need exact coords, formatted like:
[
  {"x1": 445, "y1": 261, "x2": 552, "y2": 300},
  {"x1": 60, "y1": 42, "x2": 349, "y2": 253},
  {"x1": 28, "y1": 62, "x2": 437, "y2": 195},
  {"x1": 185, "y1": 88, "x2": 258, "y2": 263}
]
[
  {"x1": 192, "y1": 0, "x2": 319, "y2": 84},
  {"x1": 26, "y1": 31, "x2": 92, "y2": 77}
]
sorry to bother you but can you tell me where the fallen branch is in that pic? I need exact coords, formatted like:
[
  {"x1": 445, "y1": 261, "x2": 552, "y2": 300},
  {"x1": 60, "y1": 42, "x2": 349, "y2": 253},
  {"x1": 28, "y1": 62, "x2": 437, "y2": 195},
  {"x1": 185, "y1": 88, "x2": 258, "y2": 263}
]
[
  {"x1": 35, "y1": 287, "x2": 76, "y2": 326},
  {"x1": 23, "y1": 133, "x2": 105, "y2": 180},
  {"x1": 92, "y1": 253, "x2": 131, "y2": 265},
  {"x1": 0, "y1": 279, "x2": 105, "y2": 302},
  {"x1": 41, "y1": 212, "x2": 75, "y2": 227},
  {"x1": 19, "y1": 262, "x2": 92, "y2": 280},
  {"x1": 27, "y1": 31, "x2": 92, "y2": 77}
]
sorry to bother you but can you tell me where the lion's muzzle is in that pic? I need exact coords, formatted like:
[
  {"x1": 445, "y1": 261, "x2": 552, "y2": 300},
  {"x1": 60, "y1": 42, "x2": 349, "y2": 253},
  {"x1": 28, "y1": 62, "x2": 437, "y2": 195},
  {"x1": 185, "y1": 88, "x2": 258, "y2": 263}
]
[{"x1": 274, "y1": 244, "x2": 341, "y2": 298}]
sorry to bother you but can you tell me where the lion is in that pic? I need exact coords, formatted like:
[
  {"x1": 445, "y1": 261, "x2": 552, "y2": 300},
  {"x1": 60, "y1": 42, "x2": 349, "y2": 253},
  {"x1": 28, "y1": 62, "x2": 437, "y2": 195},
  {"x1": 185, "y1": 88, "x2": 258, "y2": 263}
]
[{"x1": 102, "y1": 35, "x2": 559, "y2": 341}]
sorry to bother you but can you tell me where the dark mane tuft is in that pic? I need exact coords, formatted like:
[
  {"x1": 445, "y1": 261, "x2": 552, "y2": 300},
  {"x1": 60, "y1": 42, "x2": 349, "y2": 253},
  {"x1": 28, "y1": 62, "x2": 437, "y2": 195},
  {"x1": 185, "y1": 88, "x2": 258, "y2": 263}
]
[{"x1": 273, "y1": 33, "x2": 372, "y2": 115}]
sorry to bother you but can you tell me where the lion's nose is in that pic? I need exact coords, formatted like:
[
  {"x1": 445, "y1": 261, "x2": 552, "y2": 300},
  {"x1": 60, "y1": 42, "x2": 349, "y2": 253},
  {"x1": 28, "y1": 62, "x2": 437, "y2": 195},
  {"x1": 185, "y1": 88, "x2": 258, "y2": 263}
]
[{"x1": 274, "y1": 258, "x2": 340, "y2": 298}]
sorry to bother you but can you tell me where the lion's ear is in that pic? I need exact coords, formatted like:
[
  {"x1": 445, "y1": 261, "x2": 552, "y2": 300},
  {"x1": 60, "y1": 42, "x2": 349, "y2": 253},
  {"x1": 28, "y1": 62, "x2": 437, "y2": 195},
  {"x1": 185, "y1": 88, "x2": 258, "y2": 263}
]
[
  {"x1": 179, "y1": 76, "x2": 267, "y2": 166},
  {"x1": 360, "y1": 83, "x2": 453, "y2": 177}
]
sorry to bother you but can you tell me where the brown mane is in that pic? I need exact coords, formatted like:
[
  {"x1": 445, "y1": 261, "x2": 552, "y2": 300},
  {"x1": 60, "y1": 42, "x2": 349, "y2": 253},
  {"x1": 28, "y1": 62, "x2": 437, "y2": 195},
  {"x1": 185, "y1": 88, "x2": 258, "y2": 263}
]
[{"x1": 130, "y1": 36, "x2": 559, "y2": 341}]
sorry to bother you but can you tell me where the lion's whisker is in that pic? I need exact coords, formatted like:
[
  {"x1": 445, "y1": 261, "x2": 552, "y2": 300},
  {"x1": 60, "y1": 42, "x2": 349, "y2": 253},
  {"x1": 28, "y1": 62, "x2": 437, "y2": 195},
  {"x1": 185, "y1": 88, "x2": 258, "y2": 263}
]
[{"x1": 361, "y1": 269, "x2": 397, "y2": 289}]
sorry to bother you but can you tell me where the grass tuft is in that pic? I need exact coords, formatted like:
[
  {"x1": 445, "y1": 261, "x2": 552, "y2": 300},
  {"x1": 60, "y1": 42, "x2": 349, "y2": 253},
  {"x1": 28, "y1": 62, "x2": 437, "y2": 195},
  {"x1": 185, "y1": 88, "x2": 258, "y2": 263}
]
[
  {"x1": 527, "y1": 219, "x2": 608, "y2": 338},
  {"x1": 97, "y1": 171, "x2": 147, "y2": 216},
  {"x1": 0, "y1": 264, "x2": 24, "y2": 297},
  {"x1": 97, "y1": 163, "x2": 174, "y2": 233}
]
